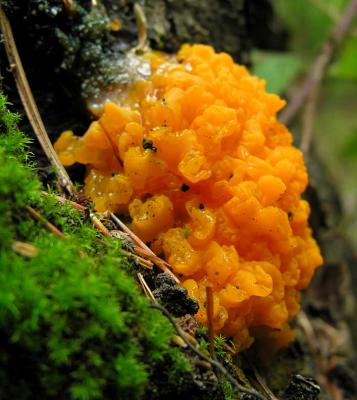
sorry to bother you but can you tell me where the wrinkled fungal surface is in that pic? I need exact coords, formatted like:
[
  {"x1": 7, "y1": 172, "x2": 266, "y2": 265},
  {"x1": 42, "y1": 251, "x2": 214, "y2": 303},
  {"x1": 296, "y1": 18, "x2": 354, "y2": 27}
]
[{"x1": 55, "y1": 44, "x2": 323, "y2": 350}]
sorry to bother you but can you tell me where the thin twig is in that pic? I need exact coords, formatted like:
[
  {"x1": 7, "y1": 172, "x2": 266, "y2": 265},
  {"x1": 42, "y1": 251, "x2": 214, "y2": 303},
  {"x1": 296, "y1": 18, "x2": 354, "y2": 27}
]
[
  {"x1": 206, "y1": 286, "x2": 216, "y2": 360},
  {"x1": 25, "y1": 205, "x2": 64, "y2": 238},
  {"x1": 308, "y1": 0, "x2": 357, "y2": 37},
  {"x1": 137, "y1": 272, "x2": 156, "y2": 302},
  {"x1": 222, "y1": 342, "x2": 236, "y2": 354},
  {"x1": 150, "y1": 304, "x2": 268, "y2": 400},
  {"x1": 0, "y1": 7, "x2": 74, "y2": 194},
  {"x1": 109, "y1": 212, "x2": 180, "y2": 283},
  {"x1": 300, "y1": 84, "x2": 319, "y2": 157},
  {"x1": 90, "y1": 213, "x2": 111, "y2": 237},
  {"x1": 280, "y1": 0, "x2": 357, "y2": 125},
  {"x1": 243, "y1": 354, "x2": 280, "y2": 400},
  {"x1": 297, "y1": 312, "x2": 327, "y2": 388},
  {"x1": 121, "y1": 249, "x2": 153, "y2": 269}
]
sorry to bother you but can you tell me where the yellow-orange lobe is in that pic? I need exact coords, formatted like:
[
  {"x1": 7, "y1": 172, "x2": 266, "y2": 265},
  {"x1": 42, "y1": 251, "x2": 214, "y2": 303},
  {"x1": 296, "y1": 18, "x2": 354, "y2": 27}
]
[{"x1": 55, "y1": 44, "x2": 323, "y2": 351}]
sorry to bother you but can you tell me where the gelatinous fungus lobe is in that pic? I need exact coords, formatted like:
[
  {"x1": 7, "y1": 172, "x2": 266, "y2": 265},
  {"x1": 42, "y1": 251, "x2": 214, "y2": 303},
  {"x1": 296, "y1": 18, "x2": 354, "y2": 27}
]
[{"x1": 55, "y1": 44, "x2": 323, "y2": 351}]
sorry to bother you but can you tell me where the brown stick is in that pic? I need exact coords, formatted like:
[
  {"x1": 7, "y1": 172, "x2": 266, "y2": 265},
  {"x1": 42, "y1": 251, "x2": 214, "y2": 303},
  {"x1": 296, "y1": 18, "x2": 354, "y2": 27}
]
[
  {"x1": 300, "y1": 84, "x2": 320, "y2": 157},
  {"x1": 25, "y1": 205, "x2": 64, "y2": 238},
  {"x1": 279, "y1": 0, "x2": 357, "y2": 125},
  {"x1": 90, "y1": 213, "x2": 111, "y2": 237},
  {"x1": 243, "y1": 354, "x2": 280, "y2": 400},
  {"x1": 206, "y1": 286, "x2": 216, "y2": 360},
  {"x1": 121, "y1": 249, "x2": 153, "y2": 269},
  {"x1": 137, "y1": 272, "x2": 156, "y2": 302},
  {"x1": 0, "y1": 7, "x2": 74, "y2": 195}
]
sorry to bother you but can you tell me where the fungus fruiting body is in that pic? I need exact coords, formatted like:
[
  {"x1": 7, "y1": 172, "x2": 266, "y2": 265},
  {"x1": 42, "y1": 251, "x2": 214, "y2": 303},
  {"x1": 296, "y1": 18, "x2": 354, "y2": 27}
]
[{"x1": 55, "y1": 44, "x2": 323, "y2": 350}]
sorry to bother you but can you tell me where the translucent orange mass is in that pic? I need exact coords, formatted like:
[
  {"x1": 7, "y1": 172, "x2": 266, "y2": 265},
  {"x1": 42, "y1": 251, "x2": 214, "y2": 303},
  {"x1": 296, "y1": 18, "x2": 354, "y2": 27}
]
[{"x1": 55, "y1": 44, "x2": 323, "y2": 350}]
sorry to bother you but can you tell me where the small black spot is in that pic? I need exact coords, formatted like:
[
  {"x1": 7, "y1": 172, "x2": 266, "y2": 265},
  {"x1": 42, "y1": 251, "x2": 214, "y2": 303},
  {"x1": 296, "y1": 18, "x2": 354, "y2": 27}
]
[
  {"x1": 142, "y1": 138, "x2": 157, "y2": 152},
  {"x1": 181, "y1": 183, "x2": 190, "y2": 192},
  {"x1": 161, "y1": 98, "x2": 167, "y2": 105},
  {"x1": 198, "y1": 203, "x2": 205, "y2": 210},
  {"x1": 288, "y1": 211, "x2": 294, "y2": 220},
  {"x1": 111, "y1": 172, "x2": 117, "y2": 177}
]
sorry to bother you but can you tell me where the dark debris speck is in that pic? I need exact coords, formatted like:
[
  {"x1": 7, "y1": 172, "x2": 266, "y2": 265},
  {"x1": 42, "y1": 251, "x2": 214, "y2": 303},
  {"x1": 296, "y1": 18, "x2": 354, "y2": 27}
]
[
  {"x1": 155, "y1": 272, "x2": 176, "y2": 287},
  {"x1": 142, "y1": 138, "x2": 157, "y2": 152},
  {"x1": 181, "y1": 183, "x2": 190, "y2": 192},
  {"x1": 282, "y1": 374, "x2": 320, "y2": 400},
  {"x1": 153, "y1": 273, "x2": 199, "y2": 317}
]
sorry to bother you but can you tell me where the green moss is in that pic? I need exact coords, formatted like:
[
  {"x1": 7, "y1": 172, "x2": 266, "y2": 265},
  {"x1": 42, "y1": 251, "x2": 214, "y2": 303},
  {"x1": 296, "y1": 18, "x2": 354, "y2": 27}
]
[
  {"x1": 220, "y1": 378, "x2": 236, "y2": 400},
  {"x1": 0, "y1": 93, "x2": 192, "y2": 399},
  {"x1": 214, "y1": 335, "x2": 227, "y2": 358}
]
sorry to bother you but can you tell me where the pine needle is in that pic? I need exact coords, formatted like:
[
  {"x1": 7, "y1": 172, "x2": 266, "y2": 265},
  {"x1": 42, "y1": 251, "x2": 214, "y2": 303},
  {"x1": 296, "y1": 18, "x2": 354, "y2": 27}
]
[
  {"x1": 0, "y1": 7, "x2": 74, "y2": 195},
  {"x1": 206, "y1": 286, "x2": 216, "y2": 360},
  {"x1": 137, "y1": 272, "x2": 156, "y2": 302},
  {"x1": 25, "y1": 205, "x2": 64, "y2": 238},
  {"x1": 109, "y1": 212, "x2": 180, "y2": 283},
  {"x1": 243, "y1": 354, "x2": 280, "y2": 400},
  {"x1": 121, "y1": 249, "x2": 153, "y2": 269},
  {"x1": 90, "y1": 213, "x2": 111, "y2": 237}
]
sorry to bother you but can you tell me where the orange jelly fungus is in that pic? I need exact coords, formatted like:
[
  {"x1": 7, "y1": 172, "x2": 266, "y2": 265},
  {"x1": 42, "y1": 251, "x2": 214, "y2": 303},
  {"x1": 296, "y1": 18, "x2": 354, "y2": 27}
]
[{"x1": 55, "y1": 45, "x2": 323, "y2": 350}]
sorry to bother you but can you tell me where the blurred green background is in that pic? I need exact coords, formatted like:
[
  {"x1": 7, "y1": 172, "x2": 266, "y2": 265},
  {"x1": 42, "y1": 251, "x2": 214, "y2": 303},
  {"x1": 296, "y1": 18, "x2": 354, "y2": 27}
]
[{"x1": 252, "y1": 0, "x2": 357, "y2": 248}]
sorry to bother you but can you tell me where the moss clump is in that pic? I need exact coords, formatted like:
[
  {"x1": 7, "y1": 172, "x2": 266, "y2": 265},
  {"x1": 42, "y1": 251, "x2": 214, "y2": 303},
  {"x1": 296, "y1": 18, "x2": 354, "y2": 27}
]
[{"x1": 0, "y1": 94, "x2": 192, "y2": 399}]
